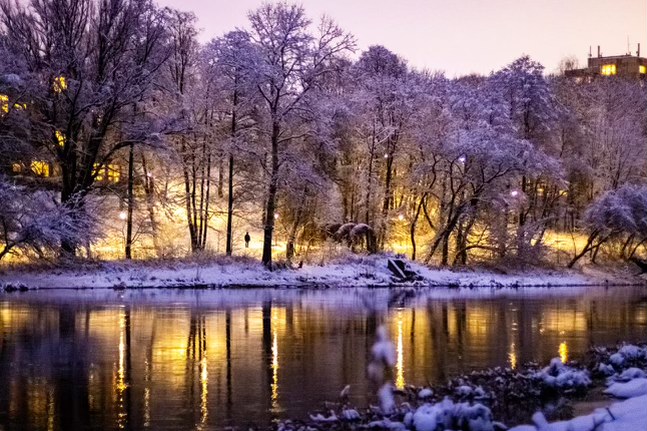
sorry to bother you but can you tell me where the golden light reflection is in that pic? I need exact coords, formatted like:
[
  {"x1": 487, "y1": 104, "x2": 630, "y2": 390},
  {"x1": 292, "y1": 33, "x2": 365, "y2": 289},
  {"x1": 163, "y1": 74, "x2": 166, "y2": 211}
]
[
  {"x1": 559, "y1": 341, "x2": 568, "y2": 364},
  {"x1": 115, "y1": 310, "x2": 128, "y2": 430},
  {"x1": 508, "y1": 343, "x2": 517, "y2": 370},
  {"x1": 271, "y1": 330, "x2": 279, "y2": 411},
  {"x1": 269, "y1": 308, "x2": 285, "y2": 412},
  {"x1": 143, "y1": 357, "x2": 151, "y2": 428},
  {"x1": 47, "y1": 386, "x2": 55, "y2": 431},
  {"x1": 636, "y1": 308, "x2": 646, "y2": 325},
  {"x1": 395, "y1": 312, "x2": 405, "y2": 389},
  {"x1": 198, "y1": 354, "x2": 209, "y2": 430},
  {"x1": 143, "y1": 387, "x2": 151, "y2": 428},
  {"x1": 542, "y1": 309, "x2": 586, "y2": 333}
]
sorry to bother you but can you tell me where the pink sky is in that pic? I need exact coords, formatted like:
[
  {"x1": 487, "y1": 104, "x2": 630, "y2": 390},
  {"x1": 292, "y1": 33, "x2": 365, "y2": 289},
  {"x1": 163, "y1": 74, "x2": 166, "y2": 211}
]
[{"x1": 157, "y1": 0, "x2": 647, "y2": 77}]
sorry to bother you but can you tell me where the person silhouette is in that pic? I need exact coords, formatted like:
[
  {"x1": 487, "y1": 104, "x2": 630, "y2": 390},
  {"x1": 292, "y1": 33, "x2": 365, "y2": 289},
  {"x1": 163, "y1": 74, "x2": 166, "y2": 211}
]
[{"x1": 244, "y1": 232, "x2": 251, "y2": 248}]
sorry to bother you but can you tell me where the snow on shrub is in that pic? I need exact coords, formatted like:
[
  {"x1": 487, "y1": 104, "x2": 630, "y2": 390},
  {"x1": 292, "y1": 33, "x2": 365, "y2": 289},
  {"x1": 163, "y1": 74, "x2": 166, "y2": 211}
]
[
  {"x1": 0, "y1": 178, "x2": 99, "y2": 260},
  {"x1": 534, "y1": 358, "x2": 591, "y2": 390},
  {"x1": 608, "y1": 344, "x2": 647, "y2": 367},
  {"x1": 406, "y1": 397, "x2": 495, "y2": 431}
]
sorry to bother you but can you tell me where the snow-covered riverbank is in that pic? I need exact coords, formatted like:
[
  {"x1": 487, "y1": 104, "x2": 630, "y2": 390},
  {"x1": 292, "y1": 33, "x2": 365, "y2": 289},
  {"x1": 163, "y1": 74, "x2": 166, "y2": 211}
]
[
  {"x1": 0, "y1": 255, "x2": 641, "y2": 290},
  {"x1": 282, "y1": 343, "x2": 647, "y2": 431},
  {"x1": 508, "y1": 345, "x2": 647, "y2": 431}
]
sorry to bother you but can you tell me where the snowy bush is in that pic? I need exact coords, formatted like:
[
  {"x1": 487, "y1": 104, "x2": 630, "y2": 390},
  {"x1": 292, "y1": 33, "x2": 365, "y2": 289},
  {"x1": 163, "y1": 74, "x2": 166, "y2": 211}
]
[
  {"x1": 569, "y1": 185, "x2": 647, "y2": 267},
  {"x1": 534, "y1": 358, "x2": 591, "y2": 391},
  {"x1": 0, "y1": 178, "x2": 98, "y2": 261},
  {"x1": 407, "y1": 398, "x2": 495, "y2": 431},
  {"x1": 608, "y1": 344, "x2": 647, "y2": 368}
]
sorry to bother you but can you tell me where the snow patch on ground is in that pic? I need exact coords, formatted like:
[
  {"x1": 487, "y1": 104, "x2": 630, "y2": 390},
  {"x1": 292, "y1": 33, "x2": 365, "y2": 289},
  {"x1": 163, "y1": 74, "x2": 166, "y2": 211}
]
[
  {"x1": 509, "y1": 395, "x2": 647, "y2": 431},
  {"x1": 0, "y1": 255, "x2": 626, "y2": 291},
  {"x1": 604, "y1": 378, "x2": 647, "y2": 398}
]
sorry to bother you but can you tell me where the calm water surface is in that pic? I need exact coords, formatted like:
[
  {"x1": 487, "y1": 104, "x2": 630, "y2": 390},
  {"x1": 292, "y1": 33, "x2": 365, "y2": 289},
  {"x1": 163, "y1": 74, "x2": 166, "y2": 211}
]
[{"x1": 0, "y1": 286, "x2": 645, "y2": 430}]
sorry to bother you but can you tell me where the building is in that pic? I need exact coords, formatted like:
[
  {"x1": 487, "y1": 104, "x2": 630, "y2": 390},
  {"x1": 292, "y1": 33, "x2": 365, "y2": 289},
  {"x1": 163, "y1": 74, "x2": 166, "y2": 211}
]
[
  {"x1": 1, "y1": 76, "x2": 123, "y2": 186},
  {"x1": 565, "y1": 45, "x2": 647, "y2": 80}
]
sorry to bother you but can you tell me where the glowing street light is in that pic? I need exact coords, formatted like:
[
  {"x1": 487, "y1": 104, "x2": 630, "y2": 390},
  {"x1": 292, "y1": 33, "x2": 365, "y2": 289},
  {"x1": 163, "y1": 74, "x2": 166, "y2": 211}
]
[
  {"x1": 119, "y1": 211, "x2": 127, "y2": 221},
  {"x1": 510, "y1": 190, "x2": 519, "y2": 197}
]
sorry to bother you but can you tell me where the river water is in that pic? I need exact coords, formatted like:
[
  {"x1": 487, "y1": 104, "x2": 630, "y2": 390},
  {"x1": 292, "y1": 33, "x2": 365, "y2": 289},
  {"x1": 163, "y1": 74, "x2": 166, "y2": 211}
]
[{"x1": 0, "y1": 286, "x2": 645, "y2": 430}]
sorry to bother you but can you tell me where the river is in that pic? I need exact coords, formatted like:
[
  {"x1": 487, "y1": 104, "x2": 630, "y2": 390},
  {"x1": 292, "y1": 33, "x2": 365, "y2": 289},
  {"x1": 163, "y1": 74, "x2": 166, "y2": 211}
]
[{"x1": 0, "y1": 286, "x2": 645, "y2": 430}]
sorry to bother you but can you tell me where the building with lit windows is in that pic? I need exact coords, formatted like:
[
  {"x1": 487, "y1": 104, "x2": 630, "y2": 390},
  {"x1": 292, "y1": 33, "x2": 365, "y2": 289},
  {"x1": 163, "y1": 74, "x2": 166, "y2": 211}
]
[
  {"x1": 1, "y1": 75, "x2": 122, "y2": 186},
  {"x1": 566, "y1": 45, "x2": 647, "y2": 80}
]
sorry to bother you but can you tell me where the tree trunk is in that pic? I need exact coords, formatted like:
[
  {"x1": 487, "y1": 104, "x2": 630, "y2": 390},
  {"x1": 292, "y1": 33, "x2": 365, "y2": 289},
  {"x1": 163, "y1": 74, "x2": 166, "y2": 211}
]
[
  {"x1": 226, "y1": 154, "x2": 235, "y2": 256},
  {"x1": 410, "y1": 193, "x2": 425, "y2": 261},
  {"x1": 365, "y1": 121, "x2": 376, "y2": 225},
  {"x1": 261, "y1": 122, "x2": 280, "y2": 268},
  {"x1": 125, "y1": 142, "x2": 135, "y2": 259},
  {"x1": 141, "y1": 155, "x2": 161, "y2": 257},
  {"x1": 226, "y1": 91, "x2": 238, "y2": 256},
  {"x1": 567, "y1": 232, "x2": 599, "y2": 268}
]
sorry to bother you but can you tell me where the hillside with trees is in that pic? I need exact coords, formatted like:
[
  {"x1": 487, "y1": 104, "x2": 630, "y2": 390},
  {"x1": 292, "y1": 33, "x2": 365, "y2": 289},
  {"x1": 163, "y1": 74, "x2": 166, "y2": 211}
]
[{"x1": 1, "y1": 0, "x2": 646, "y2": 270}]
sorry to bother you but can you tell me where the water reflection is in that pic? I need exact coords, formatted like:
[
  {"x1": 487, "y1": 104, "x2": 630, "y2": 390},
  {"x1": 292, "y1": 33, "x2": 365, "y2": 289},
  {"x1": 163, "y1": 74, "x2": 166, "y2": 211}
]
[
  {"x1": 395, "y1": 311, "x2": 405, "y2": 389},
  {"x1": 271, "y1": 308, "x2": 280, "y2": 414},
  {"x1": 0, "y1": 287, "x2": 644, "y2": 430},
  {"x1": 559, "y1": 341, "x2": 569, "y2": 364}
]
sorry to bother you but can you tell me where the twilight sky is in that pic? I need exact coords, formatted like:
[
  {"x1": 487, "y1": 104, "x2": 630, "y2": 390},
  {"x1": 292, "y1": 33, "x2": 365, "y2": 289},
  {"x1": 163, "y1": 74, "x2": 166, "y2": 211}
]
[{"x1": 157, "y1": 0, "x2": 647, "y2": 77}]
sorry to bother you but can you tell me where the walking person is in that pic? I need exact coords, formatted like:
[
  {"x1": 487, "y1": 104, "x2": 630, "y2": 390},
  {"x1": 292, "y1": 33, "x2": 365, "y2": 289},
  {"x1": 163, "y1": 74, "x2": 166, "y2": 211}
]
[{"x1": 244, "y1": 232, "x2": 251, "y2": 248}]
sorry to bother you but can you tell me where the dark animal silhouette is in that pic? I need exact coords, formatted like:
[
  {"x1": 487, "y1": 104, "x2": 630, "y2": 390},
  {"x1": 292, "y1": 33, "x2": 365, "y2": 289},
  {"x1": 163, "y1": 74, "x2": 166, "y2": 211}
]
[{"x1": 629, "y1": 257, "x2": 647, "y2": 275}]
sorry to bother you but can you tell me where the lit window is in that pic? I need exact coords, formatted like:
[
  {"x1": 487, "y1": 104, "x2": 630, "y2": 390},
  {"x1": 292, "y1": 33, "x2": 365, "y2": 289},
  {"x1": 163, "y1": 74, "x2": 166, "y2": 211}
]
[
  {"x1": 107, "y1": 164, "x2": 120, "y2": 183},
  {"x1": 30, "y1": 161, "x2": 50, "y2": 177},
  {"x1": 640, "y1": 65, "x2": 646, "y2": 74},
  {"x1": 53, "y1": 76, "x2": 67, "y2": 93},
  {"x1": 11, "y1": 163, "x2": 22, "y2": 173},
  {"x1": 55, "y1": 130, "x2": 66, "y2": 147},
  {"x1": 0, "y1": 94, "x2": 8, "y2": 113},
  {"x1": 600, "y1": 64, "x2": 616, "y2": 76},
  {"x1": 93, "y1": 163, "x2": 104, "y2": 181}
]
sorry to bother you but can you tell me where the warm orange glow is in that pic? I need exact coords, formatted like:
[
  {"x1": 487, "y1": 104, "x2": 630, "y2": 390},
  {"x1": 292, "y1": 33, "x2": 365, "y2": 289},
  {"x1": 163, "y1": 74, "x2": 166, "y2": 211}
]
[
  {"x1": 55, "y1": 130, "x2": 65, "y2": 148},
  {"x1": 107, "y1": 165, "x2": 121, "y2": 183},
  {"x1": 30, "y1": 160, "x2": 50, "y2": 177},
  {"x1": 93, "y1": 163, "x2": 104, "y2": 181},
  {"x1": 0, "y1": 94, "x2": 21, "y2": 113},
  {"x1": 198, "y1": 355, "x2": 209, "y2": 429},
  {"x1": 395, "y1": 312, "x2": 405, "y2": 389},
  {"x1": 115, "y1": 310, "x2": 128, "y2": 430},
  {"x1": 559, "y1": 341, "x2": 569, "y2": 363},
  {"x1": 600, "y1": 64, "x2": 616, "y2": 76},
  {"x1": 53, "y1": 76, "x2": 67, "y2": 93},
  {"x1": 94, "y1": 163, "x2": 121, "y2": 183},
  {"x1": 11, "y1": 163, "x2": 22, "y2": 173},
  {"x1": 271, "y1": 330, "x2": 279, "y2": 409},
  {"x1": 509, "y1": 342, "x2": 518, "y2": 369}
]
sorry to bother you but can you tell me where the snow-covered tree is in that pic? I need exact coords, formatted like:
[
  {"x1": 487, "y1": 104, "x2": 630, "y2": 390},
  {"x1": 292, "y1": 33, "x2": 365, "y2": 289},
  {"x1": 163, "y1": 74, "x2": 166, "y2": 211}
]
[
  {"x1": 0, "y1": 177, "x2": 97, "y2": 260},
  {"x1": 245, "y1": 2, "x2": 354, "y2": 268},
  {"x1": 0, "y1": 0, "x2": 171, "y2": 255},
  {"x1": 569, "y1": 185, "x2": 647, "y2": 267},
  {"x1": 202, "y1": 30, "x2": 260, "y2": 256}
]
